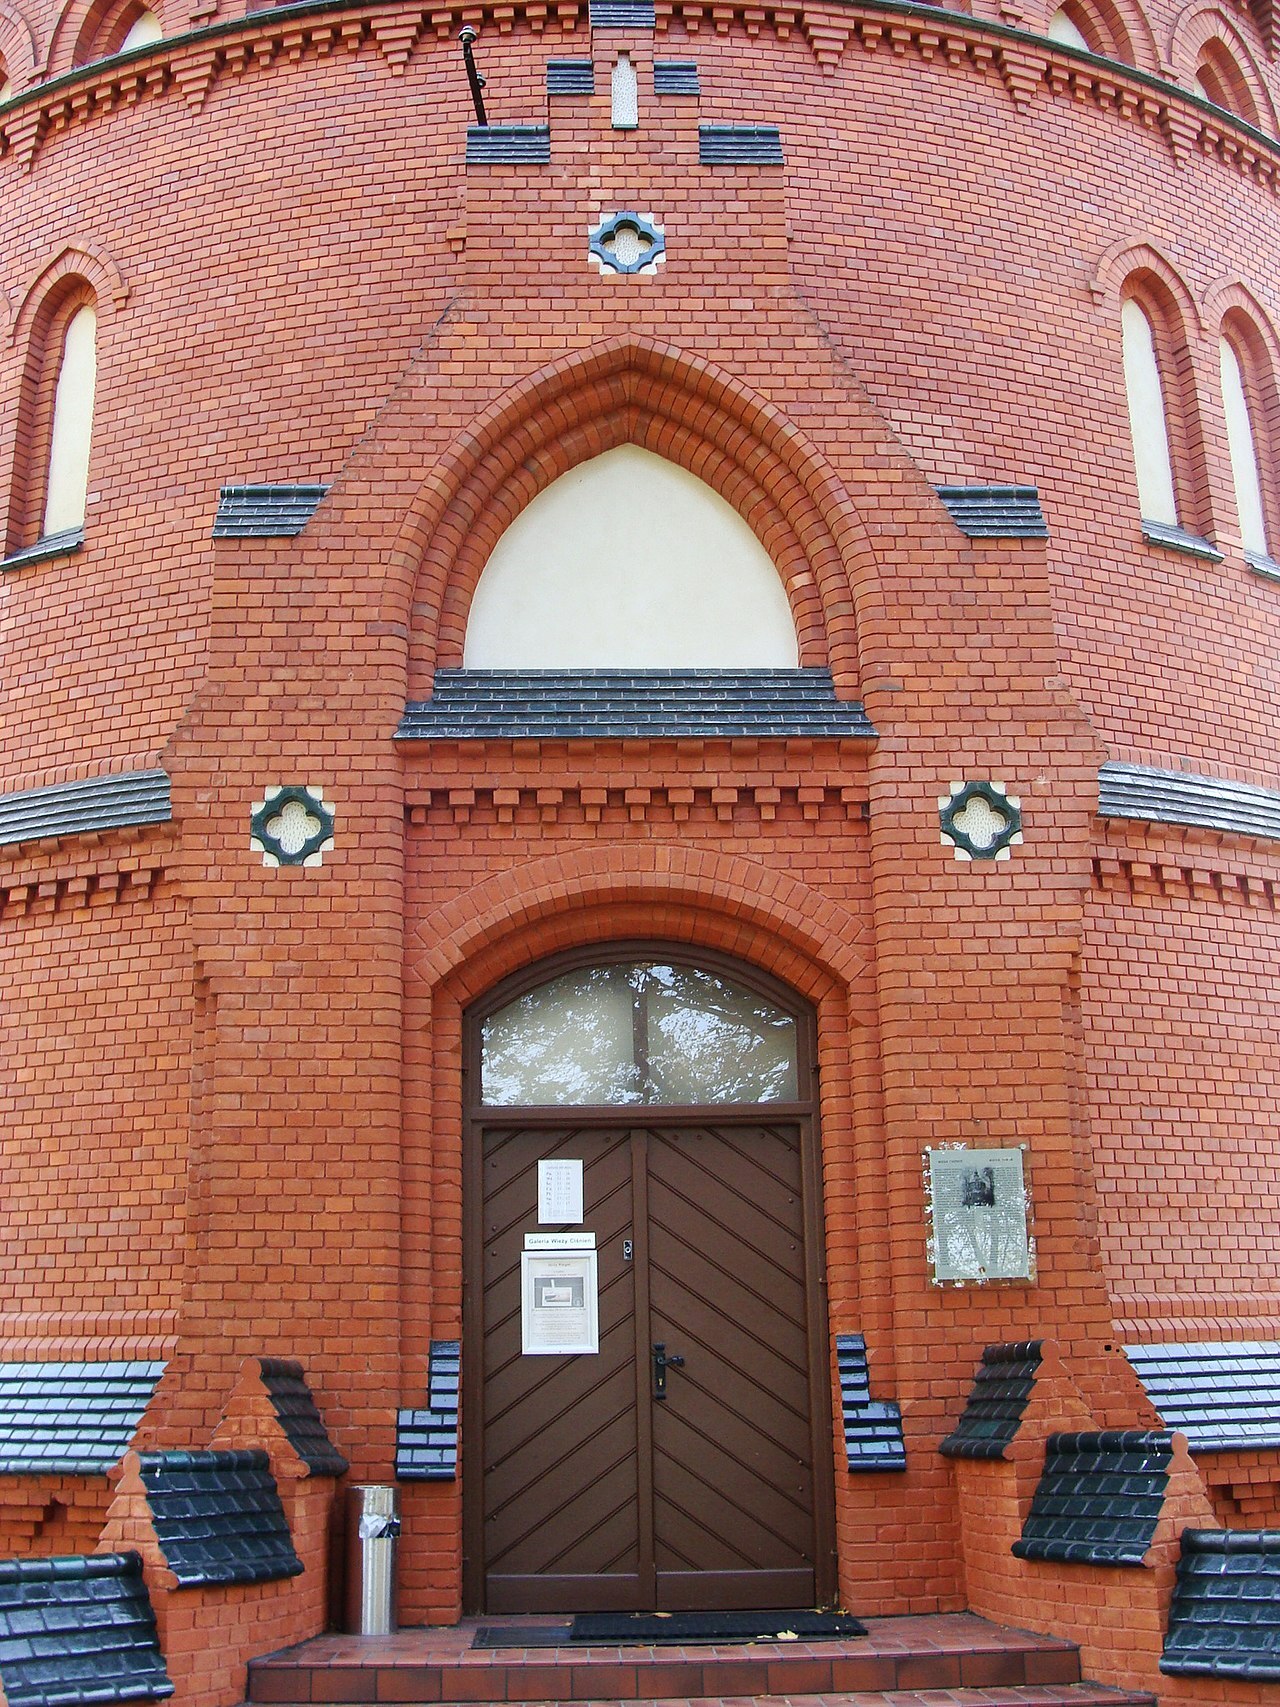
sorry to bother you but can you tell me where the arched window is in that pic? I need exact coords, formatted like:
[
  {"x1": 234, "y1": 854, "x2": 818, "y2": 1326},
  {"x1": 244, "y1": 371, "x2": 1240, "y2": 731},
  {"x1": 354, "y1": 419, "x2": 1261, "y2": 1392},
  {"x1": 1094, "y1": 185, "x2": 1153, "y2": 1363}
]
[
  {"x1": 1121, "y1": 298, "x2": 1179, "y2": 527},
  {"x1": 41, "y1": 303, "x2": 97, "y2": 540},
  {"x1": 118, "y1": 8, "x2": 162, "y2": 47},
  {"x1": 480, "y1": 960, "x2": 800, "y2": 1106},
  {"x1": 1193, "y1": 40, "x2": 1259, "y2": 125},
  {"x1": 1219, "y1": 325, "x2": 1274, "y2": 561},
  {"x1": 463, "y1": 445, "x2": 799, "y2": 668},
  {"x1": 0, "y1": 59, "x2": 12, "y2": 101},
  {"x1": 1047, "y1": 8, "x2": 1091, "y2": 47}
]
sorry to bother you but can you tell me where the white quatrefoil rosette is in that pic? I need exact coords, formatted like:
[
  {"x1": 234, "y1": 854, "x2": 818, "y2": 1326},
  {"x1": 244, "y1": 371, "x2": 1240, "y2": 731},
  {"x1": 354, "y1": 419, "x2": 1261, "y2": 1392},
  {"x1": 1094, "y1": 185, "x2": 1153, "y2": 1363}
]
[
  {"x1": 250, "y1": 785, "x2": 336, "y2": 868},
  {"x1": 938, "y1": 780, "x2": 1023, "y2": 862}
]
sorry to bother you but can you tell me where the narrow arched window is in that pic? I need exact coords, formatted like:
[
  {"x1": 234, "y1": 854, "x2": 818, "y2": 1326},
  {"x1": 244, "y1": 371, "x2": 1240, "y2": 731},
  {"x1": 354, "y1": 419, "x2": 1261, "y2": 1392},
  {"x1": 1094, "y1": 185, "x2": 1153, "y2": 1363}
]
[
  {"x1": 1220, "y1": 334, "x2": 1270, "y2": 558},
  {"x1": 42, "y1": 304, "x2": 97, "y2": 539},
  {"x1": 1121, "y1": 299, "x2": 1179, "y2": 527},
  {"x1": 1047, "y1": 8, "x2": 1090, "y2": 47}
]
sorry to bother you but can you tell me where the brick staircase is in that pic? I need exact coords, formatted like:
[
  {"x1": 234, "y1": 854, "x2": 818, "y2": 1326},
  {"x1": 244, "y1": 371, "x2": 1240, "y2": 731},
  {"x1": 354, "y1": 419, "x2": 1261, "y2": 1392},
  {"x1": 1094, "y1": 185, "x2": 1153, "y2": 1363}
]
[{"x1": 245, "y1": 1613, "x2": 1157, "y2": 1705}]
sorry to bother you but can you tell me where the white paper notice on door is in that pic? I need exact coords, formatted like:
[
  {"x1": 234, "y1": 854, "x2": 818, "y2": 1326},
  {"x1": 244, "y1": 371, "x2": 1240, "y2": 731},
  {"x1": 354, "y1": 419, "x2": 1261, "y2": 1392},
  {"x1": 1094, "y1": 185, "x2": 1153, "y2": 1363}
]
[
  {"x1": 538, "y1": 1158, "x2": 584, "y2": 1224},
  {"x1": 521, "y1": 1251, "x2": 599, "y2": 1355}
]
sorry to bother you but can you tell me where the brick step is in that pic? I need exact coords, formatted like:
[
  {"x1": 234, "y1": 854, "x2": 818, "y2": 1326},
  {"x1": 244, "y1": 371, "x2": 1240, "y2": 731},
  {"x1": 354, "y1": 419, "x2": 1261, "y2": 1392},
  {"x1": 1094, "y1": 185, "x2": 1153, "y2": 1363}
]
[
  {"x1": 246, "y1": 1613, "x2": 1126, "y2": 1705},
  {"x1": 247, "y1": 1690, "x2": 1155, "y2": 1707}
]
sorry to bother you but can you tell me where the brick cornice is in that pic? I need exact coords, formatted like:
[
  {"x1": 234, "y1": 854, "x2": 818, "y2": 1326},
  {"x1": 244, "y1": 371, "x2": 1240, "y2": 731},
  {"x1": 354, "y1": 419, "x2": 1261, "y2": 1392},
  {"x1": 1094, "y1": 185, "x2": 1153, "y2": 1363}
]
[{"x1": 3, "y1": 0, "x2": 1280, "y2": 185}]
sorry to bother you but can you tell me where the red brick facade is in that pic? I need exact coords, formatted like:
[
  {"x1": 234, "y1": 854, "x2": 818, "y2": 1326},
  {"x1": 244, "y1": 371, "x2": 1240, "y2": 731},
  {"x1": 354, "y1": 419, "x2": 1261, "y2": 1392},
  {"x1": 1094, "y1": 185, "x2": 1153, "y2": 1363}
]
[{"x1": 2, "y1": 0, "x2": 1280, "y2": 1694}]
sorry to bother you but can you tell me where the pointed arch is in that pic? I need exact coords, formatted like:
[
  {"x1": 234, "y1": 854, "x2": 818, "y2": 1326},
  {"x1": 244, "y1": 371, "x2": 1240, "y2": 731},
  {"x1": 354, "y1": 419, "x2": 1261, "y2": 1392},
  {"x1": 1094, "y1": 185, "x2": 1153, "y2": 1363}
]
[
  {"x1": 396, "y1": 339, "x2": 873, "y2": 695},
  {"x1": 0, "y1": 2, "x2": 37, "y2": 92},
  {"x1": 1040, "y1": 0, "x2": 1155, "y2": 66},
  {"x1": 10, "y1": 242, "x2": 127, "y2": 348},
  {"x1": 1089, "y1": 238, "x2": 1203, "y2": 333},
  {"x1": 44, "y1": 0, "x2": 162, "y2": 74},
  {"x1": 1168, "y1": 4, "x2": 1276, "y2": 131}
]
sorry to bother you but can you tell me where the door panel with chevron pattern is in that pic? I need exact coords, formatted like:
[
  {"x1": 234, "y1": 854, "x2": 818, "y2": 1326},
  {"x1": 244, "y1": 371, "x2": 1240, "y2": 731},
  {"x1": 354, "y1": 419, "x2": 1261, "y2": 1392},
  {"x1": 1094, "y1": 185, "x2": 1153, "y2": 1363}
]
[{"x1": 478, "y1": 1120, "x2": 817, "y2": 1613}]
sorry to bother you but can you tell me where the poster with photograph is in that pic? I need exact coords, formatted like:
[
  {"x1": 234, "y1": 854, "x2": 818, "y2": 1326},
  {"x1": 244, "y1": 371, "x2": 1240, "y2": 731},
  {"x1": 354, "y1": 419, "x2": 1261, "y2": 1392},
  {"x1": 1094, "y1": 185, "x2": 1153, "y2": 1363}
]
[
  {"x1": 926, "y1": 1146, "x2": 1033, "y2": 1283},
  {"x1": 521, "y1": 1250, "x2": 599, "y2": 1354}
]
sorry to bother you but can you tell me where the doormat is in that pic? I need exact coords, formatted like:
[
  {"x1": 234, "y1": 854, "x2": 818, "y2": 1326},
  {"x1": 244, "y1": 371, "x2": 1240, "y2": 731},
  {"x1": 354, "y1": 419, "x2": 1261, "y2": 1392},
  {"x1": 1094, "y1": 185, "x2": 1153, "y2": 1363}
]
[
  {"x1": 473, "y1": 1625, "x2": 573, "y2": 1648},
  {"x1": 568, "y1": 1610, "x2": 868, "y2": 1643}
]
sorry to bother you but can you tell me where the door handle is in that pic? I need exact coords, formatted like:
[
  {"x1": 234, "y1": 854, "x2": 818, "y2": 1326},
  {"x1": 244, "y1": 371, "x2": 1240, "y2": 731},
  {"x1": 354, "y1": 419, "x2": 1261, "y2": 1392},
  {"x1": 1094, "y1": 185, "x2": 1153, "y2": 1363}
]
[{"x1": 652, "y1": 1342, "x2": 685, "y2": 1401}]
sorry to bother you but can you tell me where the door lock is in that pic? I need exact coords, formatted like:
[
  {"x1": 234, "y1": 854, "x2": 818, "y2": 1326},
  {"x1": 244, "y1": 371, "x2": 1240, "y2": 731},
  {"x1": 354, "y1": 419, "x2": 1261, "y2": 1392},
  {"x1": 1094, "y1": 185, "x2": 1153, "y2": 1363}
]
[{"x1": 652, "y1": 1342, "x2": 685, "y2": 1400}]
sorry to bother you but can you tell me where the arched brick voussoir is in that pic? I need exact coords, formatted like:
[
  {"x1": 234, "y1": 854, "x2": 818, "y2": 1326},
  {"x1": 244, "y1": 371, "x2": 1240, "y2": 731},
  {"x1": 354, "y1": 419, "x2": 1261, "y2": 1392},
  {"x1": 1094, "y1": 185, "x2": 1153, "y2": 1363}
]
[
  {"x1": 1089, "y1": 236, "x2": 1204, "y2": 333},
  {"x1": 407, "y1": 842, "x2": 873, "y2": 1019},
  {"x1": 379, "y1": 336, "x2": 881, "y2": 694},
  {"x1": 10, "y1": 241, "x2": 128, "y2": 347}
]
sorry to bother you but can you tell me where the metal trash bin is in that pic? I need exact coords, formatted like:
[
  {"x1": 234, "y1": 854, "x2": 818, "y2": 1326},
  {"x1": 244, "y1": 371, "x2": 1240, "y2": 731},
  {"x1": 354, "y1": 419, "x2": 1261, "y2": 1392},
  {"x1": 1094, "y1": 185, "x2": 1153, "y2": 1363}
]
[{"x1": 344, "y1": 1484, "x2": 400, "y2": 1635}]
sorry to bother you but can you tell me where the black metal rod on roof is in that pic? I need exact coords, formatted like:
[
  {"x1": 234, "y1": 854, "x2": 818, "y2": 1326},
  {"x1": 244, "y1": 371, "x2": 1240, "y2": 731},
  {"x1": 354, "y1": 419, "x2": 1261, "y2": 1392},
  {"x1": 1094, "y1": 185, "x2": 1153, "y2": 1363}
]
[{"x1": 459, "y1": 26, "x2": 488, "y2": 127}]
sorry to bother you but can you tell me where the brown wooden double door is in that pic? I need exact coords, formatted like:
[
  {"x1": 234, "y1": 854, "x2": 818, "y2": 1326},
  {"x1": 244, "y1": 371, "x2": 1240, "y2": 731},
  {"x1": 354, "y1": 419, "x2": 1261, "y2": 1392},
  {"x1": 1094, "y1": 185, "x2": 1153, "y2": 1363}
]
[{"x1": 469, "y1": 1119, "x2": 827, "y2": 1613}]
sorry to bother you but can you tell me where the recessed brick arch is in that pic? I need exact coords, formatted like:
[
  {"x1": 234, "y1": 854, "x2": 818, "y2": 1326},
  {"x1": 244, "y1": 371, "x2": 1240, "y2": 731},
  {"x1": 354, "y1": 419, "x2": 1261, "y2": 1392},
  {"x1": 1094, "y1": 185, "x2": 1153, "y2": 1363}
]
[
  {"x1": 408, "y1": 842, "x2": 872, "y2": 1012},
  {"x1": 1169, "y1": 3, "x2": 1277, "y2": 131},
  {"x1": 396, "y1": 338, "x2": 875, "y2": 694}
]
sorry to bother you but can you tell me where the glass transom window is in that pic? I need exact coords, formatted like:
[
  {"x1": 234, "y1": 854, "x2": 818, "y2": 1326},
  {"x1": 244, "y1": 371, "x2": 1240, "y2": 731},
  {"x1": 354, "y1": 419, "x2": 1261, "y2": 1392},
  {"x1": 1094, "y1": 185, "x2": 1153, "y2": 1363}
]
[{"x1": 480, "y1": 961, "x2": 800, "y2": 1106}]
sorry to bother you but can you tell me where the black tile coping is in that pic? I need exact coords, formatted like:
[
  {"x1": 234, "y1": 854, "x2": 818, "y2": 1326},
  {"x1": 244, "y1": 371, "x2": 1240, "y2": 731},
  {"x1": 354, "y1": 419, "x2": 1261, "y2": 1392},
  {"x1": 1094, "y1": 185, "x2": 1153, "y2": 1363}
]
[
  {"x1": 1163, "y1": 1528, "x2": 1280, "y2": 1679},
  {"x1": 1140, "y1": 519, "x2": 1223, "y2": 560},
  {"x1": 137, "y1": 1450, "x2": 303, "y2": 1588},
  {"x1": 397, "y1": 669, "x2": 876, "y2": 741},
  {"x1": 466, "y1": 125, "x2": 551, "y2": 164},
  {"x1": 589, "y1": 0, "x2": 655, "y2": 24},
  {"x1": 0, "y1": 1361, "x2": 165, "y2": 1476},
  {"x1": 546, "y1": 57, "x2": 593, "y2": 93},
  {"x1": 0, "y1": 1551, "x2": 173, "y2": 1706},
  {"x1": 654, "y1": 59, "x2": 699, "y2": 93},
  {"x1": 935, "y1": 485, "x2": 1049, "y2": 539},
  {"x1": 212, "y1": 484, "x2": 328, "y2": 538},
  {"x1": 257, "y1": 1358, "x2": 348, "y2": 1477},
  {"x1": 1127, "y1": 1341, "x2": 1280, "y2": 1452},
  {"x1": 0, "y1": 527, "x2": 84, "y2": 571},
  {"x1": 698, "y1": 123, "x2": 784, "y2": 164},
  {"x1": 0, "y1": 771, "x2": 170, "y2": 851},
  {"x1": 397, "y1": 1341, "x2": 461, "y2": 1481},
  {"x1": 940, "y1": 1341, "x2": 1043, "y2": 1460},
  {"x1": 1098, "y1": 762, "x2": 1280, "y2": 844},
  {"x1": 1012, "y1": 1430, "x2": 1174, "y2": 1566},
  {"x1": 836, "y1": 1336, "x2": 905, "y2": 1471}
]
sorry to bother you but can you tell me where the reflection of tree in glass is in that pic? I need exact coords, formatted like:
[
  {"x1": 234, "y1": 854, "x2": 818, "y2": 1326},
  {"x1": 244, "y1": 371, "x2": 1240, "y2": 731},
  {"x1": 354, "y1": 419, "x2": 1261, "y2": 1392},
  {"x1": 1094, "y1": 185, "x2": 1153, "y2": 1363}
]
[
  {"x1": 938, "y1": 1172, "x2": 1026, "y2": 1279},
  {"x1": 481, "y1": 961, "x2": 798, "y2": 1106}
]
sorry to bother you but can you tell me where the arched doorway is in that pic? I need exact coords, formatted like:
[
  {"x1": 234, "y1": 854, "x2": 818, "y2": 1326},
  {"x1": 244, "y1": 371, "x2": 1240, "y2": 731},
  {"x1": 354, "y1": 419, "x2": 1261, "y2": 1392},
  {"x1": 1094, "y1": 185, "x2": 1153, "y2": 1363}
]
[{"x1": 462, "y1": 947, "x2": 836, "y2": 1614}]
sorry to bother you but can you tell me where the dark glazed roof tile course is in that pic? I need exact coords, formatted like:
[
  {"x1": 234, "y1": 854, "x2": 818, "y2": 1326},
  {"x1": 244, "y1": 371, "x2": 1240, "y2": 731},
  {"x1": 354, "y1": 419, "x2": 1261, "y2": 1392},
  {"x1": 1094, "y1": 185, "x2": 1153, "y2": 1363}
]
[
  {"x1": 935, "y1": 486, "x2": 1049, "y2": 538},
  {"x1": 1126, "y1": 1342, "x2": 1280, "y2": 1450},
  {"x1": 940, "y1": 1341, "x2": 1044, "y2": 1460},
  {"x1": 698, "y1": 124, "x2": 784, "y2": 164},
  {"x1": 465, "y1": 126, "x2": 551, "y2": 164},
  {"x1": 1099, "y1": 765, "x2": 1280, "y2": 843},
  {"x1": 398, "y1": 670, "x2": 877, "y2": 741},
  {"x1": 137, "y1": 1450, "x2": 304, "y2": 1587},
  {"x1": 257, "y1": 1358, "x2": 349, "y2": 1477},
  {"x1": 0, "y1": 1551, "x2": 173, "y2": 1706},
  {"x1": 1012, "y1": 1431, "x2": 1174, "y2": 1566},
  {"x1": 211, "y1": 485, "x2": 329, "y2": 538},
  {"x1": 1163, "y1": 1529, "x2": 1280, "y2": 1678},
  {"x1": 397, "y1": 1341, "x2": 461, "y2": 1481},
  {"x1": 0, "y1": 774, "x2": 171, "y2": 850},
  {"x1": 836, "y1": 1335, "x2": 906, "y2": 1471},
  {"x1": 0, "y1": 1362, "x2": 165, "y2": 1474}
]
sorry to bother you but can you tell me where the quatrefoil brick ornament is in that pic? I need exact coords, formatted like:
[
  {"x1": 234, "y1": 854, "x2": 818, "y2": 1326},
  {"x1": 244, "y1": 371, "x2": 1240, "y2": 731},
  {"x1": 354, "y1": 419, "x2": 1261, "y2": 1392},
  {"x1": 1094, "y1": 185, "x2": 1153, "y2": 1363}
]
[
  {"x1": 939, "y1": 780, "x2": 1023, "y2": 861},
  {"x1": 250, "y1": 784, "x2": 335, "y2": 868},
  {"x1": 588, "y1": 211, "x2": 666, "y2": 277}
]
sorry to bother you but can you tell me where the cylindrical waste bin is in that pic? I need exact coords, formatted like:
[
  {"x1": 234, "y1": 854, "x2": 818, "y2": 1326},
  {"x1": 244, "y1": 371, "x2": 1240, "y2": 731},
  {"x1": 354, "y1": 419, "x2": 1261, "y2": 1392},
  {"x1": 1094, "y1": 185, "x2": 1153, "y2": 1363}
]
[{"x1": 344, "y1": 1484, "x2": 400, "y2": 1635}]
